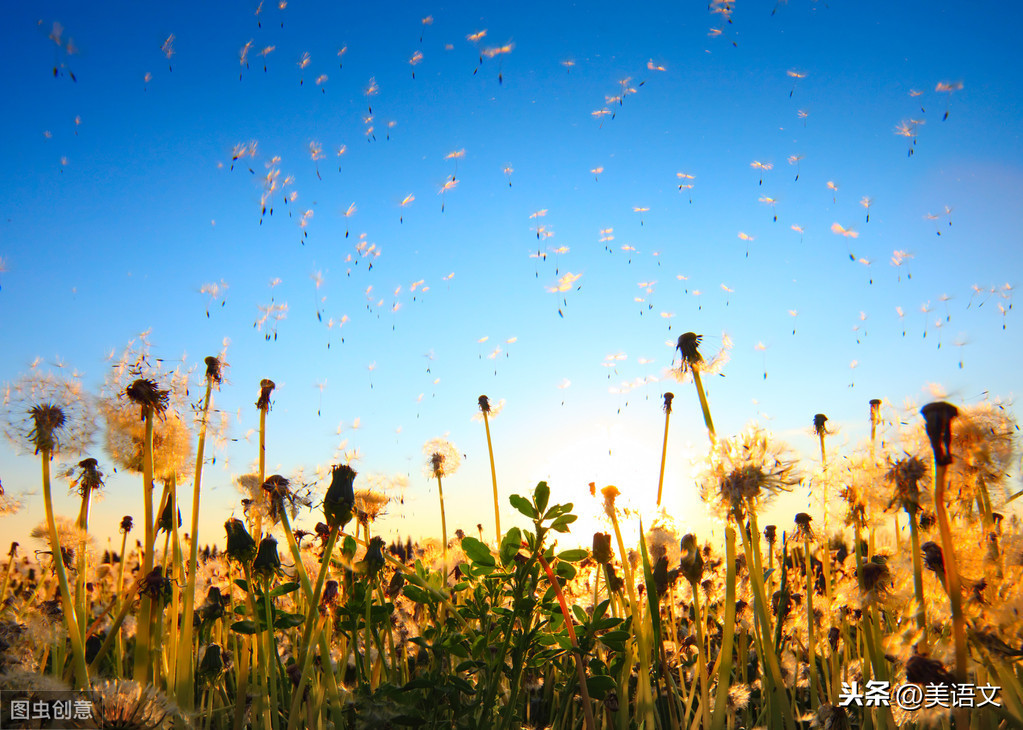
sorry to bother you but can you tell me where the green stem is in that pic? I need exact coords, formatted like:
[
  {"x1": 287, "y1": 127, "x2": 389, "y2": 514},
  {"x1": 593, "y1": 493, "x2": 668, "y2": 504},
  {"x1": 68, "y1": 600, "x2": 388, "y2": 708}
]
[
  {"x1": 691, "y1": 369, "x2": 716, "y2": 441},
  {"x1": 935, "y1": 462, "x2": 970, "y2": 730},
  {"x1": 803, "y1": 534, "x2": 819, "y2": 711},
  {"x1": 483, "y1": 410, "x2": 501, "y2": 545},
  {"x1": 537, "y1": 552, "x2": 596, "y2": 730},
  {"x1": 40, "y1": 452, "x2": 90, "y2": 689},
  {"x1": 741, "y1": 512, "x2": 796, "y2": 730},
  {"x1": 436, "y1": 474, "x2": 448, "y2": 564},
  {"x1": 134, "y1": 405, "x2": 155, "y2": 684},
  {"x1": 176, "y1": 375, "x2": 213, "y2": 712},
  {"x1": 705, "y1": 529, "x2": 729, "y2": 730},
  {"x1": 607, "y1": 510, "x2": 655, "y2": 728},
  {"x1": 656, "y1": 407, "x2": 671, "y2": 507},
  {"x1": 114, "y1": 528, "x2": 128, "y2": 677},
  {"x1": 908, "y1": 513, "x2": 928, "y2": 636}
]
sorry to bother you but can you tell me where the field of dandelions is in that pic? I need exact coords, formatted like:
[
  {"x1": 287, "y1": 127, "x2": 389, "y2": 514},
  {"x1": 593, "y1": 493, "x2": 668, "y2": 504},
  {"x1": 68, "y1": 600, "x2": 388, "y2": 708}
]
[{"x1": 1, "y1": 333, "x2": 1021, "y2": 730}]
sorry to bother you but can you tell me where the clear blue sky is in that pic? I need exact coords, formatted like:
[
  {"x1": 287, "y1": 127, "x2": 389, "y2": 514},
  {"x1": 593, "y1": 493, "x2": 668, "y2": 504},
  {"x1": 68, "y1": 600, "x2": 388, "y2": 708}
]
[{"x1": 2, "y1": 1, "x2": 1020, "y2": 553}]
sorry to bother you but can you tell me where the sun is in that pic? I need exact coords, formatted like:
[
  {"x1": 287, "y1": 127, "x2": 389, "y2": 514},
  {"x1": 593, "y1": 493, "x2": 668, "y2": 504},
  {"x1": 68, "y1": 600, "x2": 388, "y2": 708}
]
[{"x1": 525, "y1": 418, "x2": 709, "y2": 549}]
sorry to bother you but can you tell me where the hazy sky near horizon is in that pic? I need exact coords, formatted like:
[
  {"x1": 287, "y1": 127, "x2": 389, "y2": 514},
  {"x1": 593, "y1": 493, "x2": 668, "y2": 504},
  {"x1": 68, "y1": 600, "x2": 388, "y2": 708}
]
[{"x1": 2, "y1": 1, "x2": 1021, "y2": 554}]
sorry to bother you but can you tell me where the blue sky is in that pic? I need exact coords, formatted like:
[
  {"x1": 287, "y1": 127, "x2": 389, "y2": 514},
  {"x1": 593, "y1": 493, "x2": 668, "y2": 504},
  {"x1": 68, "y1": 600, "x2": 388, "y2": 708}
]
[{"x1": 2, "y1": 1, "x2": 1020, "y2": 553}]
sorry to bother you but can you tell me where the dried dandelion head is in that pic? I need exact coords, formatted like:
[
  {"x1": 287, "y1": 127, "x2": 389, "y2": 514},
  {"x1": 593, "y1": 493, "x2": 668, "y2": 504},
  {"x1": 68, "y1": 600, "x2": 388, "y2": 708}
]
[
  {"x1": 66, "y1": 457, "x2": 104, "y2": 497},
  {"x1": 423, "y1": 438, "x2": 461, "y2": 479},
  {"x1": 204, "y1": 355, "x2": 224, "y2": 386},
  {"x1": 3, "y1": 371, "x2": 96, "y2": 456},
  {"x1": 813, "y1": 414, "x2": 828, "y2": 436},
  {"x1": 794, "y1": 512, "x2": 815, "y2": 540},
  {"x1": 256, "y1": 378, "x2": 275, "y2": 411},
  {"x1": 886, "y1": 455, "x2": 928, "y2": 516},
  {"x1": 947, "y1": 402, "x2": 1018, "y2": 498},
  {"x1": 355, "y1": 489, "x2": 389, "y2": 523},
  {"x1": 478, "y1": 395, "x2": 491, "y2": 413},
  {"x1": 701, "y1": 426, "x2": 800, "y2": 522},
  {"x1": 676, "y1": 333, "x2": 704, "y2": 373},
  {"x1": 261, "y1": 474, "x2": 311, "y2": 524},
  {"x1": 663, "y1": 392, "x2": 674, "y2": 414},
  {"x1": 809, "y1": 703, "x2": 850, "y2": 730},
  {"x1": 858, "y1": 559, "x2": 892, "y2": 603},
  {"x1": 601, "y1": 485, "x2": 621, "y2": 519},
  {"x1": 125, "y1": 378, "x2": 170, "y2": 419},
  {"x1": 89, "y1": 679, "x2": 180, "y2": 729}
]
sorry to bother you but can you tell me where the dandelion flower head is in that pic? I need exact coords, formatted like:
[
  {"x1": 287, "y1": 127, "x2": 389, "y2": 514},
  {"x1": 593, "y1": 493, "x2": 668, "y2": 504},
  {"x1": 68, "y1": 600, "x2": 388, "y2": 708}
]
[
  {"x1": 3, "y1": 369, "x2": 96, "y2": 456},
  {"x1": 423, "y1": 437, "x2": 461, "y2": 479},
  {"x1": 701, "y1": 425, "x2": 800, "y2": 521}
]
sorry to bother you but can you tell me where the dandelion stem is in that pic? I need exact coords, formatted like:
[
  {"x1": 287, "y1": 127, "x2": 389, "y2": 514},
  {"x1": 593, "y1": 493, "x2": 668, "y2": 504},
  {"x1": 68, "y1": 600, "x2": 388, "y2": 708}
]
[
  {"x1": 40, "y1": 450, "x2": 90, "y2": 689},
  {"x1": 134, "y1": 404, "x2": 156, "y2": 684},
  {"x1": 606, "y1": 510, "x2": 655, "y2": 727},
  {"x1": 935, "y1": 461, "x2": 970, "y2": 730},
  {"x1": 697, "y1": 549, "x2": 718, "y2": 730},
  {"x1": 482, "y1": 409, "x2": 501, "y2": 544},
  {"x1": 656, "y1": 404, "x2": 672, "y2": 507},
  {"x1": 176, "y1": 372, "x2": 214, "y2": 713},
  {"x1": 691, "y1": 369, "x2": 716, "y2": 441},
  {"x1": 537, "y1": 552, "x2": 596, "y2": 730},
  {"x1": 740, "y1": 512, "x2": 796, "y2": 730},
  {"x1": 436, "y1": 474, "x2": 448, "y2": 563},
  {"x1": 802, "y1": 534, "x2": 819, "y2": 711},
  {"x1": 908, "y1": 513, "x2": 928, "y2": 635},
  {"x1": 74, "y1": 481, "x2": 92, "y2": 650}
]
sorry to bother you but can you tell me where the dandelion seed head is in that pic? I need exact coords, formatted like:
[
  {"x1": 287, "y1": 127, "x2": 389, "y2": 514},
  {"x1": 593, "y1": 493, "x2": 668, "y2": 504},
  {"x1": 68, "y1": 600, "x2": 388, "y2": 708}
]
[
  {"x1": 3, "y1": 371, "x2": 95, "y2": 456},
  {"x1": 423, "y1": 437, "x2": 460, "y2": 479}
]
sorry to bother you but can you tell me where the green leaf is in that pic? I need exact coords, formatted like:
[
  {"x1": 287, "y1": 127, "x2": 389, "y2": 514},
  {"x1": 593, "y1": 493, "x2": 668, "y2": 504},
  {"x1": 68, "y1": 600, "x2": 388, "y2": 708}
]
[
  {"x1": 230, "y1": 620, "x2": 258, "y2": 635},
  {"x1": 233, "y1": 578, "x2": 249, "y2": 593},
  {"x1": 509, "y1": 494, "x2": 538, "y2": 520},
  {"x1": 557, "y1": 548, "x2": 588, "y2": 563},
  {"x1": 534, "y1": 481, "x2": 550, "y2": 515},
  {"x1": 586, "y1": 675, "x2": 617, "y2": 700},
  {"x1": 555, "y1": 561, "x2": 577, "y2": 581},
  {"x1": 402, "y1": 584, "x2": 430, "y2": 604},
  {"x1": 550, "y1": 514, "x2": 577, "y2": 533},
  {"x1": 572, "y1": 604, "x2": 588, "y2": 624},
  {"x1": 592, "y1": 598, "x2": 610, "y2": 623},
  {"x1": 269, "y1": 581, "x2": 301, "y2": 598},
  {"x1": 554, "y1": 634, "x2": 573, "y2": 651},
  {"x1": 274, "y1": 612, "x2": 305, "y2": 630},
  {"x1": 460, "y1": 536, "x2": 495, "y2": 567},
  {"x1": 500, "y1": 527, "x2": 523, "y2": 566}
]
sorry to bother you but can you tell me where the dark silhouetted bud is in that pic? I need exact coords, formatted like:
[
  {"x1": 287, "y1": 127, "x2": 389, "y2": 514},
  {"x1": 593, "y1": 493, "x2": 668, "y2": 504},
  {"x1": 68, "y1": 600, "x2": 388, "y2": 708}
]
[
  {"x1": 198, "y1": 643, "x2": 224, "y2": 685},
  {"x1": 813, "y1": 414, "x2": 828, "y2": 436},
  {"x1": 592, "y1": 533, "x2": 613, "y2": 564},
  {"x1": 663, "y1": 392, "x2": 674, "y2": 414},
  {"x1": 320, "y1": 580, "x2": 340, "y2": 614},
  {"x1": 252, "y1": 536, "x2": 281, "y2": 577},
  {"x1": 764, "y1": 525, "x2": 777, "y2": 545},
  {"x1": 921, "y1": 401, "x2": 958, "y2": 466},
  {"x1": 224, "y1": 518, "x2": 257, "y2": 564},
  {"x1": 324, "y1": 464, "x2": 356, "y2": 530},
  {"x1": 680, "y1": 533, "x2": 704, "y2": 584},
  {"x1": 361, "y1": 537, "x2": 386, "y2": 579},
  {"x1": 906, "y1": 654, "x2": 957, "y2": 688}
]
